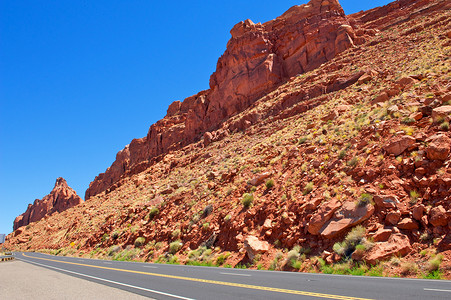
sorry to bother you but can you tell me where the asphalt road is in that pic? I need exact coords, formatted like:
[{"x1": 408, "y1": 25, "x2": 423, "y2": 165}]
[{"x1": 15, "y1": 252, "x2": 451, "y2": 300}]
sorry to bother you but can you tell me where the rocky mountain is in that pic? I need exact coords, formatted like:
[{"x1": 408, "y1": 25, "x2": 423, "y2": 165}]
[
  {"x1": 85, "y1": 0, "x2": 362, "y2": 199},
  {"x1": 13, "y1": 178, "x2": 83, "y2": 231},
  {"x1": 7, "y1": 0, "x2": 451, "y2": 279}
]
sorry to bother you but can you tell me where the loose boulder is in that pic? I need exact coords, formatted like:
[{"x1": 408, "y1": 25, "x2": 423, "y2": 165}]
[{"x1": 364, "y1": 233, "x2": 412, "y2": 264}]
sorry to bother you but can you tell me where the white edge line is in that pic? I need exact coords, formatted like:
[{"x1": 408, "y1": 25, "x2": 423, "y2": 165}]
[
  {"x1": 424, "y1": 288, "x2": 451, "y2": 293},
  {"x1": 142, "y1": 265, "x2": 158, "y2": 269},
  {"x1": 18, "y1": 257, "x2": 195, "y2": 300},
  {"x1": 220, "y1": 272, "x2": 251, "y2": 277}
]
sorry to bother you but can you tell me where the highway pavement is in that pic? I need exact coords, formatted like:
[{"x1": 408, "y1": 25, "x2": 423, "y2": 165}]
[{"x1": 15, "y1": 252, "x2": 451, "y2": 300}]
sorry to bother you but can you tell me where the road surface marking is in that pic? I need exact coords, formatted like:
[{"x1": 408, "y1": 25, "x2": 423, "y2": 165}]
[
  {"x1": 424, "y1": 288, "x2": 451, "y2": 293},
  {"x1": 220, "y1": 272, "x2": 251, "y2": 277},
  {"x1": 20, "y1": 257, "x2": 194, "y2": 300},
  {"x1": 143, "y1": 265, "x2": 158, "y2": 269},
  {"x1": 21, "y1": 253, "x2": 373, "y2": 300},
  {"x1": 103, "y1": 262, "x2": 113, "y2": 264}
]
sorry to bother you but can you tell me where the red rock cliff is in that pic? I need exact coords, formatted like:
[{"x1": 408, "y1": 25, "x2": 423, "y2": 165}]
[
  {"x1": 85, "y1": 0, "x2": 359, "y2": 199},
  {"x1": 13, "y1": 178, "x2": 83, "y2": 231}
]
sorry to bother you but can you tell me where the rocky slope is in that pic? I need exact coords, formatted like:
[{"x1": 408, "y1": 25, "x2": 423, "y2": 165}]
[
  {"x1": 6, "y1": 0, "x2": 451, "y2": 279},
  {"x1": 13, "y1": 178, "x2": 83, "y2": 231}
]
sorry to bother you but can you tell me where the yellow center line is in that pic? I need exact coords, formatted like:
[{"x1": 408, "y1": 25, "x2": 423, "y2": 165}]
[{"x1": 21, "y1": 253, "x2": 373, "y2": 300}]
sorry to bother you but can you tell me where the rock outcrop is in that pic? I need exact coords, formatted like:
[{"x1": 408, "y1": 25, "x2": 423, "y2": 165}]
[
  {"x1": 85, "y1": 0, "x2": 358, "y2": 199},
  {"x1": 13, "y1": 178, "x2": 83, "y2": 231}
]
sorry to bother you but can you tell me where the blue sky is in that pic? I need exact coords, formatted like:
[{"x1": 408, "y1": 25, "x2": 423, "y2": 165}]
[{"x1": 0, "y1": 0, "x2": 393, "y2": 234}]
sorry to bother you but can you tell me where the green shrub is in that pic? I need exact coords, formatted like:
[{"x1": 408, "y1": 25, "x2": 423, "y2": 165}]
[
  {"x1": 298, "y1": 137, "x2": 308, "y2": 144},
  {"x1": 134, "y1": 237, "x2": 146, "y2": 247},
  {"x1": 401, "y1": 262, "x2": 418, "y2": 275},
  {"x1": 148, "y1": 207, "x2": 159, "y2": 219},
  {"x1": 111, "y1": 230, "x2": 120, "y2": 240},
  {"x1": 409, "y1": 190, "x2": 419, "y2": 204},
  {"x1": 265, "y1": 179, "x2": 275, "y2": 189},
  {"x1": 427, "y1": 254, "x2": 443, "y2": 272},
  {"x1": 302, "y1": 182, "x2": 314, "y2": 195},
  {"x1": 169, "y1": 240, "x2": 182, "y2": 254},
  {"x1": 333, "y1": 226, "x2": 366, "y2": 257},
  {"x1": 216, "y1": 252, "x2": 231, "y2": 266},
  {"x1": 358, "y1": 193, "x2": 373, "y2": 207},
  {"x1": 242, "y1": 193, "x2": 254, "y2": 208},
  {"x1": 338, "y1": 150, "x2": 347, "y2": 159},
  {"x1": 172, "y1": 229, "x2": 181, "y2": 239},
  {"x1": 202, "y1": 222, "x2": 210, "y2": 231},
  {"x1": 347, "y1": 157, "x2": 358, "y2": 167},
  {"x1": 401, "y1": 117, "x2": 415, "y2": 125},
  {"x1": 440, "y1": 121, "x2": 449, "y2": 131}
]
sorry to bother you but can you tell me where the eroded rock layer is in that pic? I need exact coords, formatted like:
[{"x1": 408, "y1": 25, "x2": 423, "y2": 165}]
[
  {"x1": 85, "y1": 0, "x2": 359, "y2": 199},
  {"x1": 13, "y1": 178, "x2": 83, "y2": 231}
]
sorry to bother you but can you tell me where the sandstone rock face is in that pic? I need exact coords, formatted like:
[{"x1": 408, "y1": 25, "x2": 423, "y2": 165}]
[
  {"x1": 426, "y1": 134, "x2": 450, "y2": 160},
  {"x1": 308, "y1": 198, "x2": 341, "y2": 235},
  {"x1": 364, "y1": 233, "x2": 412, "y2": 265},
  {"x1": 85, "y1": 0, "x2": 358, "y2": 199},
  {"x1": 243, "y1": 235, "x2": 269, "y2": 260},
  {"x1": 383, "y1": 135, "x2": 415, "y2": 156},
  {"x1": 431, "y1": 105, "x2": 451, "y2": 121},
  {"x1": 13, "y1": 178, "x2": 83, "y2": 231},
  {"x1": 429, "y1": 205, "x2": 448, "y2": 227},
  {"x1": 319, "y1": 201, "x2": 374, "y2": 238}
]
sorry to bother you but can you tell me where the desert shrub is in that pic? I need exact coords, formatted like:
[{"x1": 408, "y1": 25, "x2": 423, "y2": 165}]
[
  {"x1": 440, "y1": 121, "x2": 449, "y2": 131},
  {"x1": 298, "y1": 137, "x2": 308, "y2": 144},
  {"x1": 269, "y1": 252, "x2": 283, "y2": 271},
  {"x1": 242, "y1": 193, "x2": 254, "y2": 208},
  {"x1": 358, "y1": 193, "x2": 373, "y2": 207},
  {"x1": 401, "y1": 262, "x2": 418, "y2": 275},
  {"x1": 108, "y1": 245, "x2": 122, "y2": 256},
  {"x1": 401, "y1": 117, "x2": 415, "y2": 125},
  {"x1": 409, "y1": 190, "x2": 419, "y2": 205},
  {"x1": 302, "y1": 182, "x2": 314, "y2": 195},
  {"x1": 338, "y1": 149, "x2": 347, "y2": 159},
  {"x1": 286, "y1": 246, "x2": 300, "y2": 265},
  {"x1": 347, "y1": 157, "x2": 358, "y2": 167},
  {"x1": 427, "y1": 254, "x2": 443, "y2": 272},
  {"x1": 169, "y1": 240, "x2": 182, "y2": 254},
  {"x1": 224, "y1": 214, "x2": 231, "y2": 222},
  {"x1": 101, "y1": 234, "x2": 109, "y2": 242},
  {"x1": 134, "y1": 237, "x2": 146, "y2": 247},
  {"x1": 111, "y1": 230, "x2": 120, "y2": 240},
  {"x1": 148, "y1": 207, "x2": 159, "y2": 219},
  {"x1": 420, "y1": 231, "x2": 433, "y2": 242},
  {"x1": 333, "y1": 226, "x2": 366, "y2": 257},
  {"x1": 216, "y1": 252, "x2": 231, "y2": 266},
  {"x1": 202, "y1": 222, "x2": 210, "y2": 231},
  {"x1": 171, "y1": 229, "x2": 181, "y2": 239},
  {"x1": 265, "y1": 179, "x2": 275, "y2": 189}
]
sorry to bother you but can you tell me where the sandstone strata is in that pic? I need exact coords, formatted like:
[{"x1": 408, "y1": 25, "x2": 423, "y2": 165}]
[
  {"x1": 85, "y1": 0, "x2": 358, "y2": 199},
  {"x1": 13, "y1": 178, "x2": 83, "y2": 231}
]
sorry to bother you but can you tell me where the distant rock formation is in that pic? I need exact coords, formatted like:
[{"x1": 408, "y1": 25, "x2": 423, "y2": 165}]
[
  {"x1": 85, "y1": 0, "x2": 359, "y2": 199},
  {"x1": 13, "y1": 178, "x2": 83, "y2": 230}
]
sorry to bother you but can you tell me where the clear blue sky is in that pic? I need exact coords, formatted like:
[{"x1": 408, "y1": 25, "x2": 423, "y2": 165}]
[{"x1": 0, "y1": 0, "x2": 392, "y2": 234}]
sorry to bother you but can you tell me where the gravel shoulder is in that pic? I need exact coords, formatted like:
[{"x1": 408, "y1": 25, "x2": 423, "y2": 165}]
[{"x1": 0, "y1": 260, "x2": 151, "y2": 300}]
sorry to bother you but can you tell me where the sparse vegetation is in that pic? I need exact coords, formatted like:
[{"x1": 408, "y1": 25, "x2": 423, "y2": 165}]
[
  {"x1": 302, "y1": 182, "x2": 314, "y2": 195},
  {"x1": 148, "y1": 207, "x2": 159, "y2": 219},
  {"x1": 134, "y1": 237, "x2": 146, "y2": 247},
  {"x1": 169, "y1": 240, "x2": 182, "y2": 254},
  {"x1": 265, "y1": 179, "x2": 275, "y2": 189},
  {"x1": 333, "y1": 226, "x2": 366, "y2": 257},
  {"x1": 241, "y1": 193, "x2": 254, "y2": 208},
  {"x1": 358, "y1": 193, "x2": 373, "y2": 207}
]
